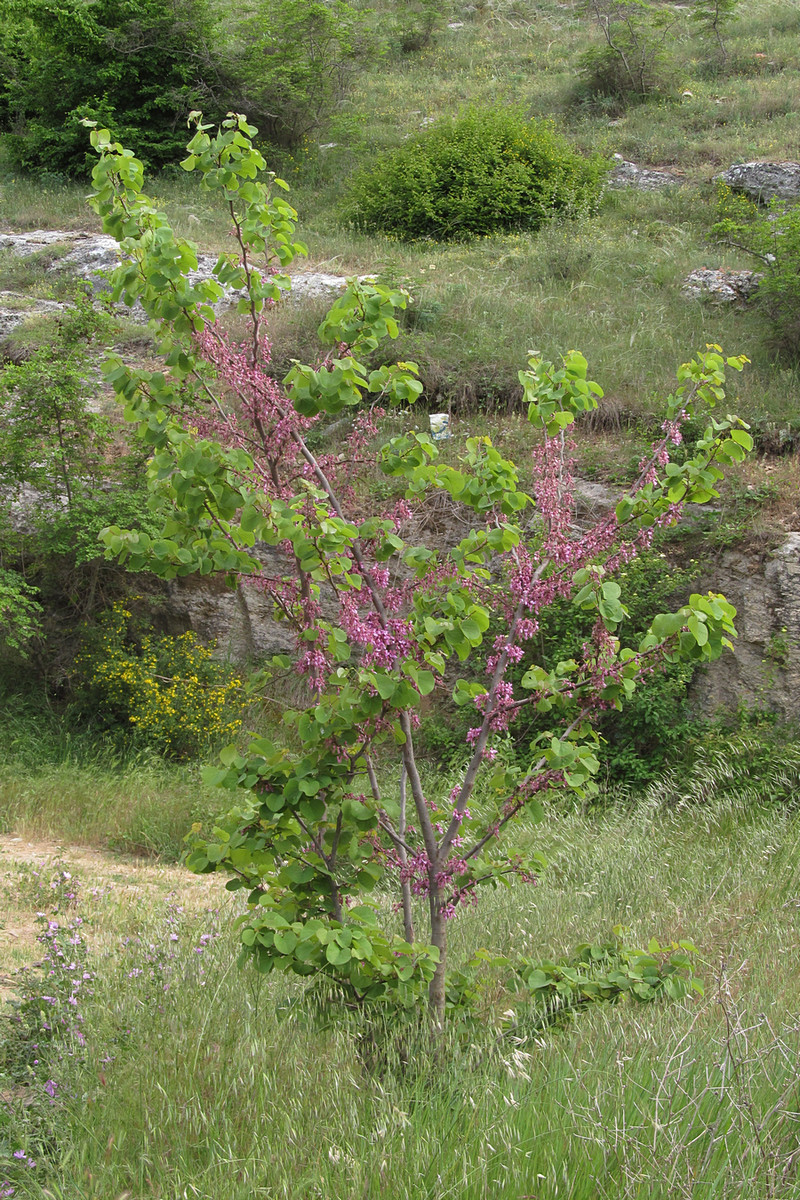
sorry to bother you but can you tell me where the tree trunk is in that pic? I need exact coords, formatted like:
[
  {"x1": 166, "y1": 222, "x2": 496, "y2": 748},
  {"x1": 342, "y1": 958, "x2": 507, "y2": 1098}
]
[
  {"x1": 398, "y1": 764, "x2": 414, "y2": 944},
  {"x1": 428, "y1": 888, "x2": 447, "y2": 1026}
]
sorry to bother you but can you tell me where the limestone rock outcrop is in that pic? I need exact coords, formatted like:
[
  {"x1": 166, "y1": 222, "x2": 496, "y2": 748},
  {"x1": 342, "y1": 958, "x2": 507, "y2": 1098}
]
[
  {"x1": 693, "y1": 533, "x2": 800, "y2": 720},
  {"x1": 681, "y1": 267, "x2": 762, "y2": 304},
  {"x1": 716, "y1": 162, "x2": 800, "y2": 203},
  {"x1": 0, "y1": 228, "x2": 359, "y2": 339},
  {"x1": 608, "y1": 157, "x2": 681, "y2": 191}
]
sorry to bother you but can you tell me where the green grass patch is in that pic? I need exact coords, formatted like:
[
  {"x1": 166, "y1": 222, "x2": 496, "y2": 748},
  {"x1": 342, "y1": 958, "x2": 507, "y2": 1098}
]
[
  {"x1": 3, "y1": 778, "x2": 800, "y2": 1197},
  {"x1": 0, "y1": 695, "x2": 223, "y2": 858}
]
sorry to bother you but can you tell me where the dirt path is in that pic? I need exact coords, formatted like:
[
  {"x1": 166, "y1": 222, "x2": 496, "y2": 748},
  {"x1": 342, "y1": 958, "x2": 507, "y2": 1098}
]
[
  {"x1": 0, "y1": 832, "x2": 217, "y2": 892},
  {"x1": 0, "y1": 833, "x2": 229, "y2": 1001}
]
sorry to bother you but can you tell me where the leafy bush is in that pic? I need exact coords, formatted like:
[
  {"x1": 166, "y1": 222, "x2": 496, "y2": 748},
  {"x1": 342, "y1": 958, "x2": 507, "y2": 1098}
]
[
  {"x1": 418, "y1": 550, "x2": 700, "y2": 786},
  {"x1": 0, "y1": 568, "x2": 42, "y2": 654},
  {"x1": 0, "y1": 287, "x2": 155, "y2": 674},
  {"x1": 218, "y1": 0, "x2": 376, "y2": 151},
  {"x1": 76, "y1": 602, "x2": 245, "y2": 760},
  {"x1": 691, "y1": 0, "x2": 739, "y2": 68},
  {"x1": 386, "y1": 0, "x2": 443, "y2": 54},
  {"x1": 713, "y1": 184, "x2": 800, "y2": 359},
  {"x1": 447, "y1": 929, "x2": 702, "y2": 1020},
  {"x1": 0, "y1": 0, "x2": 373, "y2": 175},
  {"x1": 577, "y1": 0, "x2": 679, "y2": 108},
  {"x1": 345, "y1": 108, "x2": 608, "y2": 241},
  {"x1": 0, "y1": 0, "x2": 221, "y2": 176}
]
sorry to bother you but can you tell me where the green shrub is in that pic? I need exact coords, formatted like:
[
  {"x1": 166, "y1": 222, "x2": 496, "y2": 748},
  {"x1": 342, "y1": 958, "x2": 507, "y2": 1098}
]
[
  {"x1": 0, "y1": 568, "x2": 42, "y2": 653},
  {"x1": 0, "y1": 287, "x2": 156, "y2": 676},
  {"x1": 387, "y1": 0, "x2": 443, "y2": 54},
  {"x1": 219, "y1": 0, "x2": 376, "y2": 151},
  {"x1": 691, "y1": 0, "x2": 739, "y2": 69},
  {"x1": 0, "y1": 0, "x2": 220, "y2": 176},
  {"x1": 76, "y1": 602, "x2": 245, "y2": 760},
  {"x1": 713, "y1": 184, "x2": 800, "y2": 360},
  {"x1": 345, "y1": 108, "x2": 608, "y2": 242},
  {"x1": 576, "y1": 0, "x2": 679, "y2": 108},
  {"x1": 418, "y1": 550, "x2": 700, "y2": 785},
  {"x1": 0, "y1": 0, "x2": 374, "y2": 176}
]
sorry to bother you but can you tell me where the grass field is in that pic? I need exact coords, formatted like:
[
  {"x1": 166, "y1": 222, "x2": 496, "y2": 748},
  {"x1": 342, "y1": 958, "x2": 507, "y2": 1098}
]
[{"x1": 3, "y1": 755, "x2": 800, "y2": 1198}]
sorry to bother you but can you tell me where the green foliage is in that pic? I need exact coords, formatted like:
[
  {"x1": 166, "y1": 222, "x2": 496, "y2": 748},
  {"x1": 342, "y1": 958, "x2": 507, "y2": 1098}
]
[
  {"x1": 0, "y1": 0, "x2": 221, "y2": 176},
  {"x1": 0, "y1": 287, "x2": 114, "y2": 508},
  {"x1": 386, "y1": 0, "x2": 443, "y2": 54},
  {"x1": 0, "y1": 287, "x2": 155, "y2": 674},
  {"x1": 0, "y1": 567, "x2": 43, "y2": 653},
  {"x1": 76, "y1": 601, "x2": 245, "y2": 760},
  {"x1": 516, "y1": 932, "x2": 702, "y2": 1007},
  {"x1": 345, "y1": 107, "x2": 608, "y2": 242},
  {"x1": 221, "y1": 0, "x2": 377, "y2": 150},
  {"x1": 577, "y1": 0, "x2": 679, "y2": 108},
  {"x1": 691, "y1": 0, "x2": 739, "y2": 65},
  {"x1": 419, "y1": 550, "x2": 701, "y2": 785},
  {"x1": 537, "y1": 553, "x2": 701, "y2": 785},
  {"x1": 0, "y1": 0, "x2": 375, "y2": 175},
  {"x1": 448, "y1": 929, "x2": 702, "y2": 1018},
  {"x1": 186, "y1": 732, "x2": 442, "y2": 1002},
  {"x1": 713, "y1": 184, "x2": 800, "y2": 359}
]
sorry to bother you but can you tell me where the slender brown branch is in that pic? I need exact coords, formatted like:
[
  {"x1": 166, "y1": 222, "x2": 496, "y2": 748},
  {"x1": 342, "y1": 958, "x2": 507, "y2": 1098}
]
[{"x1": 398, "y1": 763, "x2": 414, "y2": 943}]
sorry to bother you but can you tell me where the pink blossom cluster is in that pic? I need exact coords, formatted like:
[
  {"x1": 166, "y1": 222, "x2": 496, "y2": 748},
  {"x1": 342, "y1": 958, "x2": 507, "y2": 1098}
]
[{"x1": 339, "y1": 593, "x2": 414, "y2": 670}]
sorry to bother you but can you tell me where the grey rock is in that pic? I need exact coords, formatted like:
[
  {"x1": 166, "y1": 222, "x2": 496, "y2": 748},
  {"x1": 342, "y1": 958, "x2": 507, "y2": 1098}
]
[
  {"x1": 163, "y1": 540, "x2": 343, "y2": 662},
  {"x1": 289, "y1": 273, "x2": 352, "y2": 302},
  {"x1": 0, "y1": 292, "x2": 64, "y2": 338},
  {"x1": 681, "y1": 267, "x2": 762, "y2": 304},
  {"x1": 0, "y1": 230, "x2": 77, "y2": 257},
  {"x1": 693, "y1": 533, "x2": 800, "y2": 720},
  {"x1": 60, "y1": 234, "x2": 120, "y2": 275},
  {"x1": 165, "y1": 574, "x2": 296, "y2": 663},
  {"x1": 716, "y1": 161, "x2": 800, "y2": 203},
  {"x1": 608, "y1": 158, "x2": 680, "y2": 191},
  {"x1": 0, "y1": 229, "x2": 358, "y2": 315},
  {"x1": 573, "y1": 478, "x2": 618, "y2": 518},
  {"x1": 4, "y1": 483, "x2": 57, "y2": 535}
]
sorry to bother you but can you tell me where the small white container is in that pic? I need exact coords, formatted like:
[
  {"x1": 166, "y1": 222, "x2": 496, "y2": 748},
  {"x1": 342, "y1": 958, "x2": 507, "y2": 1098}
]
[{"x1": 429, "y1": 413, "x2": 451, "y2": 441}]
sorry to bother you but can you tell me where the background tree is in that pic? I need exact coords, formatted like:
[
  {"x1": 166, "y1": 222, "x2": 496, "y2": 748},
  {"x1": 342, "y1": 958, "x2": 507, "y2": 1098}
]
[
  {"x1": 714, "y1": 184, "x2": 800, "y2": 360},
  {"x1": 220, "y1": 0, "x2": 376, "y2": 150},
  {"x1": 578, "y1": 0, "x2": 678, "y2": 107},
  {"x1": 692, "y1": 0, "x2": 739, "y2": 68},
  {"x1": 0, "y1": 0, "x2": 222, "y2": 176},
  {"x1": 0, "y1": 0, "x2": 373, "y2": 176}
]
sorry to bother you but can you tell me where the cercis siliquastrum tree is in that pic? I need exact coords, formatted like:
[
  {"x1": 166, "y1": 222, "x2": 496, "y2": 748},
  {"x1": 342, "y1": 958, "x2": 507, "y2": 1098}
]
[{"x1": 90, "y1": 114, "x2": 750, "y2": 1022}]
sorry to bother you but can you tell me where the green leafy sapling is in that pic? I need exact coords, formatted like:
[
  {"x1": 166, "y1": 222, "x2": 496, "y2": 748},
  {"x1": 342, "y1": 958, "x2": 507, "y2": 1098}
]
[
  {"x1": 692, "y1": 0, "x2": 739, "y2": 66},
  {"x1": 88, "y1": 114, "x2": 750, "y2": 1023}
]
